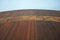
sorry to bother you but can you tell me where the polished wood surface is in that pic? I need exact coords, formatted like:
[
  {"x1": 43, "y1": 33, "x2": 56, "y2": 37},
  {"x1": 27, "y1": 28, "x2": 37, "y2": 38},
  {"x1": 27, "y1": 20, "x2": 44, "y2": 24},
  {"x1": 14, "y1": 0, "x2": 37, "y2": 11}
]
[
  {"x1": 0, "y1": 10, "x2": 60, "y2": 40},
  {"x1": 0, "y1": 21, "x2": 60, "y2": 40}
]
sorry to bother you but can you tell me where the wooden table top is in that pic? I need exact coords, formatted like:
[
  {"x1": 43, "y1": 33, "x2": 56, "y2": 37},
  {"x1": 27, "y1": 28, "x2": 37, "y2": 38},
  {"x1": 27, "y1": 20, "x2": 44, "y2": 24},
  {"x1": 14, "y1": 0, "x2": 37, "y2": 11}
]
[{"x1": 0, "y1": 9, "x2": 60, "y2": 40}]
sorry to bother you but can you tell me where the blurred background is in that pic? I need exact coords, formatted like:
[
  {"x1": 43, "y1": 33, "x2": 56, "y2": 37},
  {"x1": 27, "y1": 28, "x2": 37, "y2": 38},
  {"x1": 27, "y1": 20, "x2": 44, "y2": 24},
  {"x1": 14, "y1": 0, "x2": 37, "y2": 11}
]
[{"x1": 0, "y1": 0, "x2": 60, "y2": 12}]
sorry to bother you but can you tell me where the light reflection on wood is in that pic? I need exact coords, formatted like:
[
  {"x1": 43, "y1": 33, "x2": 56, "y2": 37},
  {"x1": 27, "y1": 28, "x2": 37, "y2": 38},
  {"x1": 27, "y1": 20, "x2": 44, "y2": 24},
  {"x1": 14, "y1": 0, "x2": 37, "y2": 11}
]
[{"x1": 0, "y1": 16, "x2": 60, "y2": 23}]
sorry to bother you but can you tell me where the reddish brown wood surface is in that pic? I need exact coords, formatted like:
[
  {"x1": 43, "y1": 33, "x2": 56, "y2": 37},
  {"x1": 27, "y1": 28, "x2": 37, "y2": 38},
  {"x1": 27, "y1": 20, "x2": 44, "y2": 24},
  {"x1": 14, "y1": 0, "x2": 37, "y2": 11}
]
[
  {"x1": 0, "y1": 20, "x2": 60, "y2": 40},
  {"x1": 0, "y1": 10, "x2": 60, "y2": 40}
]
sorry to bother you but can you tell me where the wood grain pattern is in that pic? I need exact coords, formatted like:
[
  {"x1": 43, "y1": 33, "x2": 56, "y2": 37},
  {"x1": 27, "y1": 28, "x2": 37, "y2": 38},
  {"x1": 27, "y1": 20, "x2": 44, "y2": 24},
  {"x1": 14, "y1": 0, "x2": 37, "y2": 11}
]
[
  {"x1": 0, "y1": 16, "x2": 60, "y2": 23},
  {"x1": 0, "y1": 21, "x2": 60, "y2": 40},
  {"x1": 0, "y1": 10, "x2": 60, "y2": 40}
]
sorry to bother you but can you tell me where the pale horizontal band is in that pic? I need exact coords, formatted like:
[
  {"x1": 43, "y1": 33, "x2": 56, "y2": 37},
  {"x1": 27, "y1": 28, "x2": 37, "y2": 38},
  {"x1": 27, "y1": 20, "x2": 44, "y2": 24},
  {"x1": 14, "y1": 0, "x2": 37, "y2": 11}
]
[{"x1": 0, "y1": 16, "x2": 60, "y2": 23}]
